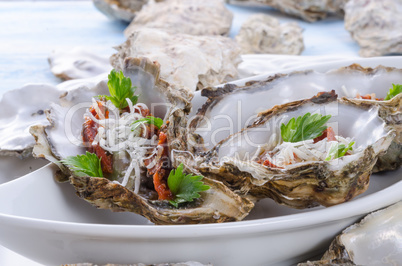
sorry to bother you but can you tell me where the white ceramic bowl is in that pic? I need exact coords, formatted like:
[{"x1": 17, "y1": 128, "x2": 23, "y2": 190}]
[{"x1": 0, "y1": 57, "x2": 401, "y2": 265}]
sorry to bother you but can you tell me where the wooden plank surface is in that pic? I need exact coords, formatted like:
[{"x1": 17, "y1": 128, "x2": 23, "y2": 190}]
[
  {"x1": 0, "y1": 1, "x2": 360, "y2": 96},
  {"x1": 0, "y1": 1, "x2": 126, "y2": 94}
]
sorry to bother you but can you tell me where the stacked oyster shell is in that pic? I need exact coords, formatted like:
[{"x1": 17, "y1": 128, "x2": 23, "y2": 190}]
[
  {"x1": 111, "y1": 28, "x2": 242, "y2": 93},
  {"x1": 124, "y1": 0, "x2": 233, "y2": 37}
]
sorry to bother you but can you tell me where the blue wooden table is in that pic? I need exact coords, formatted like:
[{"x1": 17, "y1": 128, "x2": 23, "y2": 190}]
[{"x1": 0, "y1": 1, "x2": 360, "y2": 95}]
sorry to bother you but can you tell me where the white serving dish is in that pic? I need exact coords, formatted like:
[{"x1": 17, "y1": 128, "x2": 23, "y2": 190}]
[{"x1": 0, "y1": 57, "x2": 401, "y2": 265}]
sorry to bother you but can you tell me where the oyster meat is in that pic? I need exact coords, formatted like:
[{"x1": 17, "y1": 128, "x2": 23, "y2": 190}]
[
  {"x1": 124, "y1": 0, "x2": 233, "y2": 37},
  {"x1": 228, "y1": 0, "x2": 347, "y2": 22},
  {"x1": 192, "y1": 92, "x2": 395, "y2": 208},
  {"x1": 48, "y1": 47, "x2": 111, "y2": 80},
  {"x1": 235, "y1": 14, "x2": 304, "y2": 55},
  {"x1": 189, "y1": 64, "x2": 402, "y2": 172},
  {"x1": 299, "y1": 201, "x2": 402, "y2": 265},
  {"x1": 344, "y1": 0, "x2": 402, "y2": 57},
  {"x1": 111, "y1": 28, "x2": 242, "y2": 92},
  {"x1": 31, "y1": 57, "x2": 254, "y2": 224}
]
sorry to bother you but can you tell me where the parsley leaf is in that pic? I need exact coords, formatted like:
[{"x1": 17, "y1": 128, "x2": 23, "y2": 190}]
[
  {"x1": 384, "y1": 83, "x2": 402, "y2": 101},
  {"x1": 167, "y1": 163, "x2": 210, "y2": 208},
  {"x1": 104, "y1": 69, "x2": 139, "y2": 109},
  {"x1": 281, "y1": 113, "x2": 332, "y2": 143},
  {"x1": 132, "y1": 116, "x2": 164, "y2": 130},
  {"x1": 325, "y1": 141, "x2": 355, "y2": 161},
  {"x1": 61, "y1": 151, "x2": 103, "y2": 177}
]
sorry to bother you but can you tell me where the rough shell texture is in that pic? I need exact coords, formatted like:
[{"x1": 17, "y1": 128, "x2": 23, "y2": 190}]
[
  {"x1": 31, "y1": 57, "x2": 254, "y2": 224},
  {"x1": 111, "y1": 28, "x2": 242, "y2": 92},
  {"x1": 344, "y1": 0, "x2": 402, "y2": 57},
  {"x1": 235, "y1": 14, "x2": 304, "y2": 55},
  {"x1": 0, "y1": 84, "x2": 62, "y2": 158},
  {"x1": 193, "y1": 92, "x2": 395, "y2": 208},
  {"x1": 70, "y1": 172, "x2": 254, "y2": 225},
  {"x1": 124, "y1": 0, "x2": 233, "y2": 37},
  {"x1": 92, "y1": 0, "x2": 153, "y2": 22},
  {"x1": 299, "y1": 201, "x2": 402, "y2": 265},
  {"x1": 230, "y1": 0, "x2": 347, "y2": 22},
  {"x1": 48, "y1": 47, "x2": 112, "y2": 80}
]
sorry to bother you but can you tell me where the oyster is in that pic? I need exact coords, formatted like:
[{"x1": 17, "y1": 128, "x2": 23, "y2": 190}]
[
  {"x1": 48, "y1": 48, "x2": 111, "y2": 80},
  {"x1": 191, "y1": 92, "x2": 395, "y2": 208},
  {"x1": 124, "y1": 0, "x2": 233, "y2": 37},
  {"x1": 344, "y1": 0, "x2": 402, "y2": 57},
  {"x1": 31, "y1": 57, "x2": 253, "y2": 224},
  {"x1": 92, "y1": 0, "x2": 160, "y2": 22},
  {"x1": 111, "y1": 28, "x2": 242, "y2": 92},
  {"x1": 235, "y1": 14, "x2": 304, "y2": 55},
  {"x1": 228, "y1": 0, "x2": 347, "y2": 22},
  {"x1": 299, "y1": 201, "x2": 402, "y2": 265},
  {"x1": 189, "y1": 64, "x2": 402, "y2": 171},
  {"x1": 0, "y1": 84, "x2": 62, "y2": 158}
]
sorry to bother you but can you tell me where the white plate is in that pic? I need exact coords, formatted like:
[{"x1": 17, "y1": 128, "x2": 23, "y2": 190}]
[{"x1": 0, "y1": 57, "x2": 401, "y2": 266}]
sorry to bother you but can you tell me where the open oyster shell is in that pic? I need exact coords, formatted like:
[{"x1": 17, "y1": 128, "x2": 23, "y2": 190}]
[
  {"x1": 0, "y1": 84, "x2": 63, "y2": 158},
  {"x1": 299, "y1": 201, "x2": 402, "y2": 265},
  {"x1": 31, "y1": 57, "x2": 254, "y2": 224},
  {"x1": 189, "y1": 64, "x2": 402, "y2": 171},
  {"x1": 124, "y1": 0, "x2": 233, "y2": 37},
  {"x1": 111, "y1": 28, "x2": 242, "y2": 93},
  {"x1": 192, "y1": 92, "x2": 395, "y2": 208},
  {"x1": 48, "y1": 47, "x2": 111, "y2": 80}
]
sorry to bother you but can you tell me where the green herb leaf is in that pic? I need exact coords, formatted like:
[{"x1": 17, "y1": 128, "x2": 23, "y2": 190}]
[
  {"x1": 281, "y1": 112, "x2": 332, "y2": 143},
  {"x1": 105, "y1": 69, "x2": 138, "y2": 109},
  {"x1": 167, "y1": 163, "x2": 210, "y2": 208},
  {"x1": 132, "y1": 116, "x2": 164, "y2": 130},
  {"x1": 384, "y1": 84, "x2": 402, "y2": 101},
  {"x1": 325, "y1": 141, "x2": 355, "y2": 161},
  {"x1": 61, "y1": 151, "x2": 103, "y2": 177}
]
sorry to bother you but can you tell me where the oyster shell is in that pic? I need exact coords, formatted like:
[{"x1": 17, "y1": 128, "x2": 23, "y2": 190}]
[
  {"x1": 31, "y1": 57, "x2": 254, "y2": 224},
  {"x1": 229, "y1": 0, "x2": 347, "y2": 22},
  {"x1": 235, "y1": 14, "x2": 304, "y2": 55},
  {"x1": 0, "y1": 84, "x2": 62, "y2": 158},
  {"x1": 48, "y1": 48, "x2": 111, "y2": 80},
  {"x1": 124, "y1": 0, "x2": 233, "y2": 37},
  {"x1": 92, "y1": 0, "x2": 157, "y2": 22},
  {"x1": 192, "y1": 92, "x2": 395, "y2": 208},
  {"x1": 344, "y1": 0, "x2": 402, "y2": 57},
  {"x1": 111, "y1": 28, "x2": 242, "y2": 92},
  {"x1": 299, "y1": 201, "x2": 402, "y2": 265},
  {"x1": 189, "y1": 64, "x2": 402, "y2": 171}
]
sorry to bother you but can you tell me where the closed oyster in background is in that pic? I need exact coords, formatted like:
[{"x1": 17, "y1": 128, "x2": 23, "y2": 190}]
[
  {"x1": 228, "y1": 0, "x2": 347, "y2": 22},
  {"x1": 124, "y1": 0, "x2": 233, "y2": 37},
  {"x1": 344, "y1": 0, "x2": 402, "y2": 57},
  {"x1": 111, "y1": 28, "x2": 242, "y2": 92},
  {"x1": 93, "y1": 0, "x2": 161, "y2": 22},
  {"x1": 235, "y1": 14, "x2": 304, "y2": 55}
]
